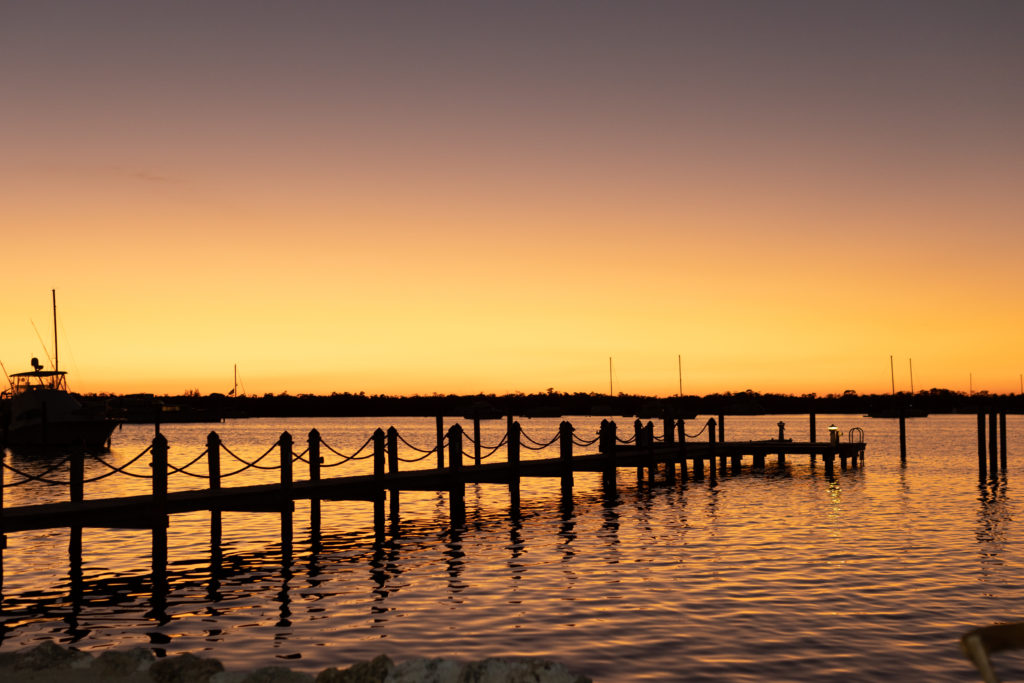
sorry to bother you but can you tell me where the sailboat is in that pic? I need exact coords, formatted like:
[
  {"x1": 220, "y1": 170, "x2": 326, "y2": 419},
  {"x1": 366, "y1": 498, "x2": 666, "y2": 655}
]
[
  {"x1": 1, "y1": 291, "x2": 118, "y2": 450},
  {"x1": 866, "y1": 355, "x2": 927, "y2": 418}
]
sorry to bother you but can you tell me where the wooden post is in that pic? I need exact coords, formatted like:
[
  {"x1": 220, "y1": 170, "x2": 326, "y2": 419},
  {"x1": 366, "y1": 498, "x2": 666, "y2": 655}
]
[
  {"x1": 634, "y1": 419, "x2": 644, "y2": 481},
  {"x1": 1000, "y1": 413, "x2": 1008, "y2": 470},
  {"x1": 989, "y1": 412, "x2": 998, "y2": 473},
  {"x1": 448, "y1": 424, "x2": 463, "y2": 470},
  {"x1": 602, "y1": 420, "x2": 617, "y2": 485},
  {"x1": 436, "y1": 416, "x2": 445, "y2": 469},
  {"x1": 473, "y1": 415, "x2": 482, "y2": 466},
  {"x1": 899, "y1": 411, "x2": 907, "y2": 464},
  {"x1": 753, "y1": 448, "x2": 765, "y2": 469},
  {"x1": 809, "y1": 412, "x2": 817, "y2": 464},
  {"x1": 718, "y1": 413, "x2": 725, "y2": 442},
  {"x1": 677, "y1": 418, "x2": 688, "y2": 481},
  {"x1": 646, "y1": 421, "x2": 656, "y2": 484},
  {"x1": 707, "y1": 418, "x2": 717, "y2": 484},
  {"x1": 508, "y1": 421, "x2": 521, "y2": 470},
  {"x1": 70, "y1": 442, "x2": 84, "y2": 504},
  {"x1": 152, "y1": 433, "x2": 168, "y2": 516},
  {"x1": 280, "y1": 431, "x2": 293, "y2": 494},
  {"x1": 308, "y1": 429, "x2": 320, "y2": 482},
  {"x1": 777, "y1": 421, "x2": 786, "y2": 465},
  {"x1": 207, "y1": 431, "x2": 222, "y2": 490},
  {"x1": 387, "y1": 426, "x2": 399, "y2": 522},
  {"x1": 559, "y1": 420, "x2": 574, "y2": 488},
  {"x1": 978, "y1": 413, "x2": 987, "y2": 477},
  {"x1": 373, "y1": 428, "x2": 386, "y2": 480},
  {"x1": 663, "y1": 414, "x2": 674, "y2": 445}
]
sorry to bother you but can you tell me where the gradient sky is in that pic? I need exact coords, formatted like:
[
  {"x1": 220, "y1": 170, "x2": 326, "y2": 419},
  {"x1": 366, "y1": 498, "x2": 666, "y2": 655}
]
[{"x1": 2, "y1": 1, "x2": 1023, "y2": 397}]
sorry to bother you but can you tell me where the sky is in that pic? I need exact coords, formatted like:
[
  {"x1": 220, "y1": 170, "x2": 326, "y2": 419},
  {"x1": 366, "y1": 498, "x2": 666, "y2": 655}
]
[{"x1": 2, "y1": 1, "x2": 1023, "y2": 397}]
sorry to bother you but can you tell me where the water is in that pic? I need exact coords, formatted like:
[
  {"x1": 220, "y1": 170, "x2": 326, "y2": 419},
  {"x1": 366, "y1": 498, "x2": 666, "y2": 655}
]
[{"x1": 1, "y1": 414, "x2": 1022, "y2": 681}]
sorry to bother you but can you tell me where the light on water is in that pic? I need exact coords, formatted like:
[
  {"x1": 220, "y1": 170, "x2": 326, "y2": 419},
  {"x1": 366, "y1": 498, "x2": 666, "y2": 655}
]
[{"x1": 2, "y1": 414, "x2": 1024, "y2": 681}]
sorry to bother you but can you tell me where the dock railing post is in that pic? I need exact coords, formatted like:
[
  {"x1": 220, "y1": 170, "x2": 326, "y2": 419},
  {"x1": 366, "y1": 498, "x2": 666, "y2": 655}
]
[
  {"x1": 677, "y1": 418, "x2": 688, "y2": 480},
  {"x1": 559, "y1": 421, "x2": 574, "y2": 488},
  {"x1": 447, "y1": 424, "x2": 463, "y2": 471},
  {"x1": 280, "y1": 431, "x2": 293, "y2": 494},
  {"x1": 373, "y1": 428, "x2": 386, "y2": 481},
  {"x1": 152, "y1": 433, "x2": 168, "y2": 516},
  {"x1": 207, "y1": 432, "x2": 221, "y2": 490},
  {"x1": 663, "y1": 414, "x2": 674, "y2": 445},
  {"x1": 70, "y1": 442, "x2": 84, "y2": 504},
  {"x1": 473, "y1": 415, "x2": 482, "y2": 466},
  {"x1": 387, "y1": 426, "x2": 399, "y2": 521},
  {"x1": 978, "y1": 413, "x2": 987, "y2": 477},
  {"x1": 899, "y1": 411, "x2": 907, "y2": 464},
  {"x1": 707, "y1": 418, "x2": 717, "y2": 484},
  {"x1": 508, "y1": 421, "x2": 521, "y2": 471},
  {"x1": 809, "y1": 412, "x2": 817, "y2": 464},
  {"x1": 308, "y1": 429, "x2": 320, "y2": 482},
  {"x1": 777, "y1": 421, "x2": 786, "y2": 465},
  {"x1": 634, "y1": 419, "x2": 644, "y2": 481},
  {"x1": 436, "y1": 416, "x2": 445, "y2": 469}
]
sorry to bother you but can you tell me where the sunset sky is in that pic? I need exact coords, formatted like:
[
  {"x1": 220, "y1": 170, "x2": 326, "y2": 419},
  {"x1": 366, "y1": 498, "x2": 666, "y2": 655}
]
[{"x1": 3, "y1": 1, "x2": 1022, "y2": 397}]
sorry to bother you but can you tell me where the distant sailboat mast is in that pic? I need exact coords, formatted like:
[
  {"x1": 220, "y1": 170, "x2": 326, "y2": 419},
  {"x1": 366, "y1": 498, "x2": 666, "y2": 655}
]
[
  {"x1": 52, "y1": 289, "x2": 59, "y2": 377},
  {"x1": 889, "y1": 355, "x2": 895, "y2": 396},
  {"x1": 678, "y1": 354, "x2": 683, "y2": 397},
  {"x1": 909, "y1": 358, "x2": 914, "y2": 395},
  {"x1": 609, "y1": 357, "x2": 613, "y2": 396}
]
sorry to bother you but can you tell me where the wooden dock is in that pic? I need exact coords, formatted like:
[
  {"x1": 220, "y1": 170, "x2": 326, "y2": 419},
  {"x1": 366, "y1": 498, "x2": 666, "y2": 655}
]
[{"x1": 0, "y1": 418, "x2": 866, "y2": 535}]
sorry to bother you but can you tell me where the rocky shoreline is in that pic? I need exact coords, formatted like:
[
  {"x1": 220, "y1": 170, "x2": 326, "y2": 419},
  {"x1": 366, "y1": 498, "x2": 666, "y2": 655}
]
[{"x1": 0, "y1": 641, "x2": 593, "y2": 682}]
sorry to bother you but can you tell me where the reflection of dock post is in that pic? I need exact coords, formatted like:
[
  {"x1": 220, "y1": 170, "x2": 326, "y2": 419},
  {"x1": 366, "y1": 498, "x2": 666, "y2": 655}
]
[
  {"x1": 824, "y1": 452, "x2": 835, "y2": 478},
  {"x1": 448, "y1": 424, "x2": 465, "y2": 526},
  {"x1": 0, "y1": 451, "x2": 5, "y2": 591},
  {"x1": 978, "y1": 413, "x2": 987, "y2": 478},
  {"x1": 717, "y1": 415, "x2": 726, "y2": 472},
  {"x1": 373, "y1": 429, "x2": 386, "y2": 539},
  {"x1": 387, "y1": 427, "x2": 400, "y2": 524},
  {"x1": 707, "y1": 418, "x2": 717, "y2": 484},
  {"x1": 559, "y1": 420, "x2": 574, "y2": 491}
]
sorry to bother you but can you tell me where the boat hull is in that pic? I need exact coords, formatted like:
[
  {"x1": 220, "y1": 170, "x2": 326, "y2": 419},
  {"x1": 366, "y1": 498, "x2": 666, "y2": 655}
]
[{"x1": 5, "y1": 418, "x2": 118, "y2": 450}]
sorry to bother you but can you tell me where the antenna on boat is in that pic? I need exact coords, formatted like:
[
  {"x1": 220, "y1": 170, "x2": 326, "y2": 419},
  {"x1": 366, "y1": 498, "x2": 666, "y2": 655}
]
[
  {"x1": 0, "y1": 359, "x2": 12, "y2": 392},
  {"x1": 52, "y1": 289, "x2": 59, "y2": 377}
]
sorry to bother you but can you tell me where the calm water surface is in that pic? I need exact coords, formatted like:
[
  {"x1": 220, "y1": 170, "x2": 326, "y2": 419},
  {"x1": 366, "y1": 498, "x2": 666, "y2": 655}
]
[{"x1": 1, "y1": 414, "x2": 1022, "y2": 681}]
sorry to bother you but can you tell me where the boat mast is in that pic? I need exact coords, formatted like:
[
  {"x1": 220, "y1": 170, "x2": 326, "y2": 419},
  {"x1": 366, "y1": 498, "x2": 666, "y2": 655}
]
[
  {"x1": 609, "y1": 357, "x2": 613, "y2": 396},
  {"x1": 234, "y1": 364, "x2": 238, "y2": 397},
  {"x1": 909, "y1": 358, "x2": 914, "y2": 395},
  {"x1": 678, "y1": 354, "x2": 683, "y2": 397},
  {"x1": 889, "y1": 355, "x2": 895, "y2": 396},
  {"x1": 52, "y1": 289, "x2": 58, "y2": 377}
]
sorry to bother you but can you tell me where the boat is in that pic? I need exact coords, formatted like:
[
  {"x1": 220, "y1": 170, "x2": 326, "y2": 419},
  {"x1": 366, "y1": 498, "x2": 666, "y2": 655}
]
[{"x1": 1, "y1": 291, "x2": 118, "y2": 450}]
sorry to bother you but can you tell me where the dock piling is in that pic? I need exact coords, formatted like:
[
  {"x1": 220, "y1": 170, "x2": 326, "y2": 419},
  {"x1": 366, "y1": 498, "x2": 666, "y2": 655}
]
[
  {"x1": 208, "y1": 432, "x2": 222, "y2": 490},
  {"x1": 978, "y1": 413, "x2": 987, "y2": 478},
  {"x1": 989, "y1": 413, "x2": 998, "y2": 474},
  {"x1": 899, "y1": 412, "x2": 907, "y2": 464},
  {"x1": 280, "y1": 432, "x2": 293, "y2": 493}
]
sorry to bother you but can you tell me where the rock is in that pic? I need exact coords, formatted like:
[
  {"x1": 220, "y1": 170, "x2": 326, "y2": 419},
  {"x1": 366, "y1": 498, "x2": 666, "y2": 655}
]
[
  {"x1": 458, "y1": 658, "x2": 593, "y2": 683},
  {"x1": 93, "y1": 648, "x2": 156, "y2": 676},
  {"x1": 151, "y1": 652, "x2": 225, "y2": 683},
  {"x1": 0, "y1": 641, "x2": 91, "y2": 670},
  {"x1": 386, "y1": 657, "x2": 463, "y2": 683},
  {"x1": 315, "y1": 654, "x2": 394, "y2": 683}
]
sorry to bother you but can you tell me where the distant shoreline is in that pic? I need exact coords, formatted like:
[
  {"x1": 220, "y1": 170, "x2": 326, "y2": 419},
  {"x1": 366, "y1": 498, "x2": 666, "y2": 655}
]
[{"x1": 65, "y1": 389, "x2": 1024, "y2": 423}]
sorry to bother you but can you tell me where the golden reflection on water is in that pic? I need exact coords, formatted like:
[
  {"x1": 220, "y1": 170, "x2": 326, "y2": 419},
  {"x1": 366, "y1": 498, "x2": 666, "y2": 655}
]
[{"x1": 1, "y1": 415, "x2": 1024, "y2": 681}]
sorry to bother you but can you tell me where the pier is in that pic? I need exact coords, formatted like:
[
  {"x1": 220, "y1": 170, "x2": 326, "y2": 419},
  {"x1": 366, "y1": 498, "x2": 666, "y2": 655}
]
[{"x1": 0, "y1": 417, "x2": 866, "y2": 589}]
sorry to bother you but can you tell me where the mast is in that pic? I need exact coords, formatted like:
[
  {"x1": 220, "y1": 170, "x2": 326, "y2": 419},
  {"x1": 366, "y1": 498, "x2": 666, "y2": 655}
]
[
  {"x1": 678, "y1": 354, "x2": 683, "y2": 397},
  {"x1": 889, "y1": 355, "x2": 895, "y2": 396},
  {"x1": 52, "y1": 289, "x2": 59, "y2": 377},
  {"x1": 609, "y1": 357, "x2": 613, "y2": 396},
  {"x1": 909, "y1": 358, "x2": 914, "y2": 395},
  {"x1": 234, "y1": 364, "x2": 238, "y2": 397}
]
